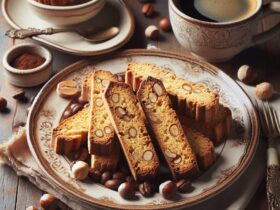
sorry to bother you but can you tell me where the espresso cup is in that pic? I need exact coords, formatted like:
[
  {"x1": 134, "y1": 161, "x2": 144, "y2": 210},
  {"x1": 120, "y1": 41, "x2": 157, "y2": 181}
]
[{"x1": 169, "y1": 0, "x2": 280, "y2": 62}]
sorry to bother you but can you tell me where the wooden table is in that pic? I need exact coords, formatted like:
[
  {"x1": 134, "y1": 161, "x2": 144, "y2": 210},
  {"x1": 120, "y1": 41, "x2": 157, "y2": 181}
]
[{"x1": 0, "y1": 1, "x2": 279, "y2": 209}]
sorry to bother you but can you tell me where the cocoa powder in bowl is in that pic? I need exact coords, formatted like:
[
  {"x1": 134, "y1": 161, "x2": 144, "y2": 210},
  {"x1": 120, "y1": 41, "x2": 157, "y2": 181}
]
[{"x1": 11, "y1": 53, "x2": 46, "y2": 70}]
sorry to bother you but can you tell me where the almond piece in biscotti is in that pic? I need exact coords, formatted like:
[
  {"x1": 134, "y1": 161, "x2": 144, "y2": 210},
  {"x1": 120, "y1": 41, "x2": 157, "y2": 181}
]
[
  {"x1": 128, "y1": 127, "x2": 137, "y2": 138},
  {"x1": 116, "y1": 107, "x2": 126, "y2": 117},
  {"x1": 143, "y1": 150, "x2": 153, "y2": 161},
  {"x1": 164, "y1": 149, "x2": 177, "y2": 158},
  {"x1": 153, "y1": 83, "x2": 163, "y2": 96},
  {"x1": 169, "y1": 124, "x2": 179, "y2": 137},
  {"x1": 95, "y1": 98, "x2": 103, "y2": 107},
  {"x1": 111, "y1": 93, "x2": 120, "y2": 103},
  {"x1": 182, "y1": 84, "x2": 192, "y2": 91},
  {"x1": 149, "y1": 92, "x2": 157, "y2": 103}
]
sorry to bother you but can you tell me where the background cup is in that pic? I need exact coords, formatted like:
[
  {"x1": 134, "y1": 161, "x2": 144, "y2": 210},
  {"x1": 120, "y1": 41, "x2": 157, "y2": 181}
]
[{"x1": 169, "y1": 0, "x2": 280, "y2": 62}]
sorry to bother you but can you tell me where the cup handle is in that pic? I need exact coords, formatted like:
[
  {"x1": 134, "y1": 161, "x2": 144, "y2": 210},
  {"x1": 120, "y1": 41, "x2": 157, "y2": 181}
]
[{"x1": 251, "y1": 2, "x2": 280, "y2": 46}]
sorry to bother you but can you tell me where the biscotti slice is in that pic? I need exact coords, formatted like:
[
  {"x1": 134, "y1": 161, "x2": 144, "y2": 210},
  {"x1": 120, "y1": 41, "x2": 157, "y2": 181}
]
[
  {"x1": 137, "y1": 77, "x2": 199, "y2": 180},
  {"x1": 184, "y1": 128, "x2": 216, "y2": 170},
  {"x1": 81, "y1": 73, "x2": 93, "y2": 102},
  {"x1": 103, "y1": 81, "x2": 160, "y2": 181},
  {"x1": 91, "y1": 141, "x2": 120, "y2": 173},
  {"x1": 52, "y1": 107, "x2": 90, "y2": 155},
  {"x1": 180, "y1": 105, "x2": 232, "y2": 144},
  {"x1": 88, "y1": 70, "x2": 118, "y2": 155},
  {"x1": 125, "y1": 63, "x2": 219, "y2": 123}
]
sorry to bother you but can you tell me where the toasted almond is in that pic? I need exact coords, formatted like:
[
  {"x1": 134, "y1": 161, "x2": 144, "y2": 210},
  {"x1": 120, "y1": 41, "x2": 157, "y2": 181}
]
[
  {"x1": 143, "y1": 150, "x2": 153, "y2": 161},
  {"x1": 182, "y1": 84, "x2": 192, "y2": 91},
  {"x1": 153, "y1": 83, "x2": 163, "y2": 96},
  {"x1": 123, "y1": 115, "x2": 131, "y2": 121},
  {"x1": 111, "y1": 93, "x2": 119, "y2": 103},
  {"x1": 116, "y1": 107, "x2": 126, "y2": 117},
  {"x1": 128, "y1": 127, "x2": 137, "y2": 138},
  {"x1": 101, "y1": 79, "x2": 109, "y2": 87},
  {"x1": 149, "y1": 115, "x2": 162, "y2": 124},
  {"x1": 164, "y1": 149, "x2": 176, "y2": 158},
  {"x1": 173, "y1": 156, "x2": 182, "y2": 164},
  {"x1": 149, "y1": 92, "x2": 157, "y2": 103},
  {"x1": 104, "y1": 126, "x2": 112, "y2": 134},
  {"x1": 193, "y1": 88, "x2": 202, "y2": 93},
  {"x1": 95, "y1": 98, "x2": 103, "y2": 107},
  {"x1": 169, "y1": 124, "x2": 179, "y2": 137},
  {"x1": 95, "y1": 129, "x2": 104, "y2": 137}
]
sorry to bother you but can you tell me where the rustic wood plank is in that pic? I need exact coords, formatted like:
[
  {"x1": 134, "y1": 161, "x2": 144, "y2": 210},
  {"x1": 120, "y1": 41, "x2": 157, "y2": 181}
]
[{"x1": 15, "y1": 177, "x2": 42, "y2": 210}]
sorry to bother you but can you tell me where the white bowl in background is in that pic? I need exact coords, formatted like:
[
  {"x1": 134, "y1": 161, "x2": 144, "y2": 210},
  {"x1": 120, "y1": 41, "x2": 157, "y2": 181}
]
[
  {"x1": 27, "y1": 0, "x2": 106, "y2": 26},
  {"x1": 2, "y1": 43, "x2": 52, "y2": 87}
]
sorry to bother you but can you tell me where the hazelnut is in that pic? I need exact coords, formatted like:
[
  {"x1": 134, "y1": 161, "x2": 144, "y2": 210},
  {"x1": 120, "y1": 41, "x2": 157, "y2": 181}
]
[
  {"x1": 101, "y1": 171, "x2": 112, "y2": 184},
  {"x1": 0, "y1": 96, "x2": 7, "y2": 112},
  {"x1": 237, "y1": 65, "x2": 257, "y2": 84},
  {"x1": 39, "y1": 194, "x2": 58, "y2": 210},
  {"x1": 118, "y1": 182, "x2": 135, "y2": 200},
  {"x1": 88, "y1": 168, "x2": 101, "y2": 182},
  {"x1": 256, "y1": 82, "x2": 274, "y2": 100},
  {"x1": 26, "y1": 206, "x2": 38, "y2": 210},
  {"x1": 142, "y1": 3, "x2": 154, "y2": 17},
  {"x1": 159, "y1": 18, "x2": 172, "y2": 32},
  {"x1": 71, "y1": 161, "x2": 89, "y2": 180},
  {"x1": 145, "y1": 25, "x2": 160, "y2": 40},
  {"x1": 159, "y1": 180, "x2": 177, "y2": 200},
  {"x1": 176, "y1": 179, "x2": 192, "y2": 193}
]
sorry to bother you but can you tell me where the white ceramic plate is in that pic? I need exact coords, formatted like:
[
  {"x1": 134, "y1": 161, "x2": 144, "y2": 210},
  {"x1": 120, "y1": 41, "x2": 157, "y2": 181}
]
[
  {"x1": 27, "y1": 50, "x2": 259, "y2": 209},
  {"x1": 2, "y1": 0, "x2": 134, "y2": 56}
]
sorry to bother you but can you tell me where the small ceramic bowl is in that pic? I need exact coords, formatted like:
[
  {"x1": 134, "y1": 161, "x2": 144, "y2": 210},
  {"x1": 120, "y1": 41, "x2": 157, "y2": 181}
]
[
  {"x1": 27, "y1": 0, "x2": 106, "y2": 26},
  {"x1": 2, "y1": 43, "x2": 52, "y2": 87}
]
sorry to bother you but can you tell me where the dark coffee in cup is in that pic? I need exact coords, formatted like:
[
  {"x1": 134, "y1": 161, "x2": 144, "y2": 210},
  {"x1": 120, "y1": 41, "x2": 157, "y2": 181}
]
[{"x1": 179, "y1": 0, "x2": 257, "y2": 22}]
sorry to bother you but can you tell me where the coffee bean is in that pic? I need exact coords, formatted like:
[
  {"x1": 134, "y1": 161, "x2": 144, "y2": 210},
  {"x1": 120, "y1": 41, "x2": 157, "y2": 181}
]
[
  {"x1": 104, "y1": 179, "x2": 122, "y2": 191},
  {"x1": 0, "y1": 96, "x2": 8, "y2": 112},
  {"x1": 118, "y1": 182, "x2": 135, "y2": 200},
  {"x1": 159, "y1": 18, "x2": 172, "y2": 32},
  {"x1": 39, "y1": 194, "x2": 58, "y2": 210},
  {"x1": 112, "y1": 172, "x2": 126, "y2": 182},
  {"x1": 142, "y1": 3, "x2": 154, "y2": 17},
  {"x1": 100, "y1": 171, "x2": 112, "y2": 184},
  {"x1": 88, "y1": 169, "x2": 101, "y2": 182},
  {"x1": 63, "y1": 109, "x2": 73, "y2": 119},
  {"x1": 159, "y1": 180, "x2": 177, "y2": 200},
  {"x1": 12, "y1": 89, "x2": 25, "y2": 100},
  {"x1": 176, "y1": 179, "x2": 191, "y2": 193},
  {"x1": 139, "y1": 182, "x2": 153, "y2": 197},
  {"x1": 57, "y1": 80, "x2": 79, "y2": 99}
]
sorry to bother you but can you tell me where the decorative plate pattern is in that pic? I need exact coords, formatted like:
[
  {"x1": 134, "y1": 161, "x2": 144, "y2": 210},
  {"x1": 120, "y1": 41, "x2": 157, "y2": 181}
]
[{"x1": 27, "y1": 50, "x2": 259, "y2": 209}]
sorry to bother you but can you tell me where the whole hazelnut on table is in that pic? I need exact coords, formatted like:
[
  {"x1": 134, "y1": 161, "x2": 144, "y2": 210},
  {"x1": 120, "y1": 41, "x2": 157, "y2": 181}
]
[
  {"x1": 237, "y1": 65, "x2": 257, "y2": 84},
  {"x1": 159, "y1": 180, "x2": 178, "y2": 200},
  {"x1": 71, "y1": 161, "x2": 89, "y2": 180},
  {"x1": 118, "y1": 182, "x2": 136, "y2": 200},
  {"x1": 159, "y1": 18, "x2": 172, "y2": 32},
  {"x1": 0, "y1": 96, "x2": 7, "y2": 112},
  {"x1": 145, "y1": 25, "x2": 160, "y2": 40},
  {"x1": 255, "y1": 82, "x2": 274, "y2": 100},
  {"x1": 39, "y1": 194, "x2": 58, "y2": 210}
]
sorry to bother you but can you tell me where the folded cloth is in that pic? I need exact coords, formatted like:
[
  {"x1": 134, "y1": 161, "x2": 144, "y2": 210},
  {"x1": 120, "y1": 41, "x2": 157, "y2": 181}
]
[{"x1": 0, "y1": 126, "x2": 266, "y2": 210}]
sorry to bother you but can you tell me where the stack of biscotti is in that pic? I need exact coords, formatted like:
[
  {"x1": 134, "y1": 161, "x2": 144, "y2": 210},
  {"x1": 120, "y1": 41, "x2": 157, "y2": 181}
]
[
  {"x1": 88, "y1": 70, "x2": 118, "y2": 155},
  {"x1": 137, "y1": 77, "x2": 199, "y2": 180},
  {"x1": 125, "y1": 63, "x2": 220, "y2": 123},
  {"x1": 52, "y1": 107, "x2": 89, "y2": 155},
  {"x1": 103, "y1": 81, "x2": 160, "y2": 181}
]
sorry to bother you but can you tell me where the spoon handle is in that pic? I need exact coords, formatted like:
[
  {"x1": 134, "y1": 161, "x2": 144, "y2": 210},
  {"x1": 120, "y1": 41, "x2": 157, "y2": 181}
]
[{"x1": 5, "y1": 27, "x2": 73, "y2": 39}]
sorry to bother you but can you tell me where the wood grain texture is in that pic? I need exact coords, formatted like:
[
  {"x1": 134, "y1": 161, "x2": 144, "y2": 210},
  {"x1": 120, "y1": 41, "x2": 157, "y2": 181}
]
[{"x1": 0, "y1": 0, "x2": 279, "y2": 209}]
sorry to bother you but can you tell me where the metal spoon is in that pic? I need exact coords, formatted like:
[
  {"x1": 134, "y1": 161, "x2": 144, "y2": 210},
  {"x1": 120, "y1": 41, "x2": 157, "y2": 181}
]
[{"x1": 5, "y1": 26, "x2": 119, "y2": 43}]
